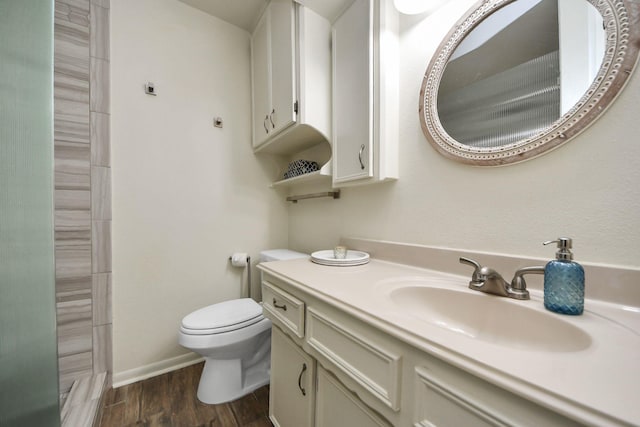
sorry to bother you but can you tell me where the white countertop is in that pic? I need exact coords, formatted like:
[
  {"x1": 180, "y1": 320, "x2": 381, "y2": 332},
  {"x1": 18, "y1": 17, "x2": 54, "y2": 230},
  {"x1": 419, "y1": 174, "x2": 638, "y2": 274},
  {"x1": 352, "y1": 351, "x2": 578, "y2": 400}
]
[{"x1": 258, "y1": 257, "x2": 640, "y2": 427}]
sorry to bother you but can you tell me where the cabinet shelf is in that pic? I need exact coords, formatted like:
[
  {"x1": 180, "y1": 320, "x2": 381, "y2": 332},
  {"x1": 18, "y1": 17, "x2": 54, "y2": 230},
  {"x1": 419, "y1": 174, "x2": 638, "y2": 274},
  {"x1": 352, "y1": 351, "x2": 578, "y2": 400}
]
[
  {"x1": 254, "y1": 124, "x2": 329, "y2": 156},
  {"x1": 271, "y1": 163, "x2": 332, "y2": 188}
]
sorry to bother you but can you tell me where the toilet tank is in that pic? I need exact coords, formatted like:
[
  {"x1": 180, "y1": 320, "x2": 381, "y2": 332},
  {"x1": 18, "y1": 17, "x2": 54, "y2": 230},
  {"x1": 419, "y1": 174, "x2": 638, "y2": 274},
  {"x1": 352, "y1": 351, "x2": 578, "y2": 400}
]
[{"x1": 260, "y1": 249, "x2": 308, "y2": 262}]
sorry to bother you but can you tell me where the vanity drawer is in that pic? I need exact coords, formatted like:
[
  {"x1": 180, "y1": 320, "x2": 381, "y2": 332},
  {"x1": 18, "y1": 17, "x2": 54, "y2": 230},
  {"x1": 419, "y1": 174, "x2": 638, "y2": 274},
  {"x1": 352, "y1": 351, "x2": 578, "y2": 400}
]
[{"x1": 262, "y1": 281, "x2": 305, "y2": 338}]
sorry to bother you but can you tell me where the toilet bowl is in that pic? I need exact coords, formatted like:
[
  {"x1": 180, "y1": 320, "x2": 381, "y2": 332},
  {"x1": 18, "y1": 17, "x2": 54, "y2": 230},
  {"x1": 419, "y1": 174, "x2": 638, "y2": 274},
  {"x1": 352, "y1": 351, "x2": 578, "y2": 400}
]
[
  {"x1": 179, "y1": 298, "x2": 272, "y2": 404},
  {"x1": 178, "y1": 249, "x2": 308, "y2": 404}
]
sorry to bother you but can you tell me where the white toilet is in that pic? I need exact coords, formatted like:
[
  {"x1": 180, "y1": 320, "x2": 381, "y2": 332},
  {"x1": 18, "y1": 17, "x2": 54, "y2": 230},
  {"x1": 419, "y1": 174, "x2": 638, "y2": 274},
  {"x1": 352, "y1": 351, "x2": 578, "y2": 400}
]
[{"x1": 178, "y1": 249, "x2": 308, "y2": 404}]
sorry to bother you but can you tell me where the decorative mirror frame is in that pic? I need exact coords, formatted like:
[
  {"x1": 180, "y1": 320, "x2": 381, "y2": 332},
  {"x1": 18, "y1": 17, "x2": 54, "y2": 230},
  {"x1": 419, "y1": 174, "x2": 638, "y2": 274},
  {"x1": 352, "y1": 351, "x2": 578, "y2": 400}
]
[{"x1": 419, "y1": 0, "x2": 640, "y2": 166}]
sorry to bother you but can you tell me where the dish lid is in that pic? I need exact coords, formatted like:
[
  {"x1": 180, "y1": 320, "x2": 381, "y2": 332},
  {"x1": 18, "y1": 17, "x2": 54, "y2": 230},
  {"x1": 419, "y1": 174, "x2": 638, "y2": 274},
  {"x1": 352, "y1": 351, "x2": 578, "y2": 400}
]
[{"x1": 181, "y1": 298, "x2": 262, "y2": 331}]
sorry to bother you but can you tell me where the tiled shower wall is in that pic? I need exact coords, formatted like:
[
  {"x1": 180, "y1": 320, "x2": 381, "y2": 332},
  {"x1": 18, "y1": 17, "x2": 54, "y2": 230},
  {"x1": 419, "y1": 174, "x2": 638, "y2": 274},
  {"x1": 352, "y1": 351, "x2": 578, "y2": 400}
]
[{"x1": 54, "y1": 0, "x2": 111, "y2": 393}]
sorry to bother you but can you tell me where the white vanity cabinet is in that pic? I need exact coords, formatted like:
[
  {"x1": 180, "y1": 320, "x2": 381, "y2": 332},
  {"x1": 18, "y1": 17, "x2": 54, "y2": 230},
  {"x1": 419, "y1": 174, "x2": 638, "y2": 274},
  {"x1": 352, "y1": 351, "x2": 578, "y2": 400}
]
[
  {"x1": 263, "y1": 275, "x2": 399, "y2": 427},
  {"x1": 270, "y1": 325, "x2": 390, "y2": 427},
  {"x1": 270, "y1": 326, "x2": 316, "y2": 427},
  {"x1": 263, "y1": 280, "x2": 314, "y2": 427},
  {"x1": 331, "y1": 0, "x2": 398, "y2": 187},
  {"x1": 411, "y1": 359, "x2": 584, "y2": 427},
  {"x1": 261, "y1": 268, "x2": 589, "y2": 427},
  {"x1": 315, "y1": 365, "x2": 390, "y2": 427},
  {"x1": 250, "y1": 0, "x2": 331, "y2": 155}
]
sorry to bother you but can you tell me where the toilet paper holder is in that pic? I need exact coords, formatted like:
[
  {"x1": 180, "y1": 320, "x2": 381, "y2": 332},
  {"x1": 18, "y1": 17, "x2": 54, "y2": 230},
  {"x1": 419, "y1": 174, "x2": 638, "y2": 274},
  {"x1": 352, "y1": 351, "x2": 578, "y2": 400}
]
[{"x1": 229, "y1": 253, "x2": 252, "y2": 299}]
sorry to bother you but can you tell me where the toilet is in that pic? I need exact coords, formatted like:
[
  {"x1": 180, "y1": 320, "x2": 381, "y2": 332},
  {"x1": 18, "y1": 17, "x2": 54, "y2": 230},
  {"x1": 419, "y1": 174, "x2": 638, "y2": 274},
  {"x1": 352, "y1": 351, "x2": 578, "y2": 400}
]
[{"x1": 178, "y1": 249, "x2": 308, "y2": 404}]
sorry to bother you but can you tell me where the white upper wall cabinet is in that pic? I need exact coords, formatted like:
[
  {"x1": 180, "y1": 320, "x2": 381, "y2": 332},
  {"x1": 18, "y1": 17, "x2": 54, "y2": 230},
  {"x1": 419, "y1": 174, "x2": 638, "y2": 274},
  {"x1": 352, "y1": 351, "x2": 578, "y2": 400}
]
[
  {"x1": 251, "y1": 0, "x2": 331, "y2": 155},
  {"x1": 251, "y1": 2, "x2": 295, "y2": 148},
  {"x1": 252, "y1": 8, "x2": 272, "y2": 146},
  {"x1": 267, "y1": 1, "x2": 296, "y2": 138},
  {"x1": 332, "y1": 0, "x2": 398, "y2": 187}
]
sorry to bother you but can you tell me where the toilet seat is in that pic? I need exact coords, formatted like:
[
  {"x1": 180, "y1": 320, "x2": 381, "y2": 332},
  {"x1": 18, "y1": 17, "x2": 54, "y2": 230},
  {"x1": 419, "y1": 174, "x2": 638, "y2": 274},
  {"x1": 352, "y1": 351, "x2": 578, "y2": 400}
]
[{"x1": 181, "y1": 298, "x2": 264, "y2": 335}]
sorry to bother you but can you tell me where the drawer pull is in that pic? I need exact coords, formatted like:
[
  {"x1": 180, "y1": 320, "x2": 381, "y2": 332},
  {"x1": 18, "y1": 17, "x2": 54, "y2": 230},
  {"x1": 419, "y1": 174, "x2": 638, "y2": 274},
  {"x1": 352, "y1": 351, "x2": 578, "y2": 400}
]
[
  {"x1": 272, "y1": 298, "x2": 287, "y2": 311},
  {"x1": 298, "y1": 363, "x2": 307, "y2": 396}
]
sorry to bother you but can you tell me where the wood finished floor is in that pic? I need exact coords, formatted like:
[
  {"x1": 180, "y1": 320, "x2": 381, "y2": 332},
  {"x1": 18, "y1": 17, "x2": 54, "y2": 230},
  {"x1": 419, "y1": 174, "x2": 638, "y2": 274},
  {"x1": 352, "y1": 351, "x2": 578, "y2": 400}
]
[{"x1": 97, "y1": 363, "x2": 272, "y2": 427}]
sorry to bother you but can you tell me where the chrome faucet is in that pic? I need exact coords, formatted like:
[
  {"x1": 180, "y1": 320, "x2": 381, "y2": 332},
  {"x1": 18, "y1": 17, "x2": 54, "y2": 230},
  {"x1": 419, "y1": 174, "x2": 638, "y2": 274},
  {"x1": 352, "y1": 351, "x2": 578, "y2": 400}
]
[{"x1": 459, "y1": 257, "x2": 545, "y2": 300}]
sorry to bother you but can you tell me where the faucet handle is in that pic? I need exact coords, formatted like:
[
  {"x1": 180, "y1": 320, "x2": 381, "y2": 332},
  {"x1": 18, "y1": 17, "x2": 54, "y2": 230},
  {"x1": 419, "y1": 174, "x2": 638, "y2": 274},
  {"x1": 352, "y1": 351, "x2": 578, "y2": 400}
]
[
  {"x1": 459, "y1": 257, "x2": 483, "y2": 284},
  {"x1": 509, "y1": 266, "x2": 545, "y2": 300}
]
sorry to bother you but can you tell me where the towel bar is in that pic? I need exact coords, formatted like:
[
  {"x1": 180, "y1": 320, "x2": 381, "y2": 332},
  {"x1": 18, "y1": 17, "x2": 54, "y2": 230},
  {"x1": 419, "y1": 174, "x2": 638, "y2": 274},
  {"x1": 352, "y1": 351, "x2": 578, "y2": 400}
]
[{"x1": 286, "y1": 191, "x2": 340, "y2": 203}]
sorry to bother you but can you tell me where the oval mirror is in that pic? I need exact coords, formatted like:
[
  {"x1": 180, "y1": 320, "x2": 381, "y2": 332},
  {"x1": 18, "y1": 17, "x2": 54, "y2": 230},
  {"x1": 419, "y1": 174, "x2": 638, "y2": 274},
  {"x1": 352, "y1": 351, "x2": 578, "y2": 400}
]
[{"x1": 419, "y1": 0, "x2": 640, "y2": 166}]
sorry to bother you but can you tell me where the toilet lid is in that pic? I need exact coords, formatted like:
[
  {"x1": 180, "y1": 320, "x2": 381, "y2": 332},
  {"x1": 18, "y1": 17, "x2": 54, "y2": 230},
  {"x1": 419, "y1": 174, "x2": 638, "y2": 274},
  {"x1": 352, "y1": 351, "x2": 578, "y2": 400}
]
[{"x1": 181, "y1": 298, "x2": 264, "y2": 334}]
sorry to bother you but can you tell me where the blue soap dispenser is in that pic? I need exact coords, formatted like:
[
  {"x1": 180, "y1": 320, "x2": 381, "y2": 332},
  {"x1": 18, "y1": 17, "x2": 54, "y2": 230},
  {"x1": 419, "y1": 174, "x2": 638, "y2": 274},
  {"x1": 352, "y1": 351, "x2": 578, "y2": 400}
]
[{"x1": 543, "y1": 238, "x2": 584, "y2": 315}]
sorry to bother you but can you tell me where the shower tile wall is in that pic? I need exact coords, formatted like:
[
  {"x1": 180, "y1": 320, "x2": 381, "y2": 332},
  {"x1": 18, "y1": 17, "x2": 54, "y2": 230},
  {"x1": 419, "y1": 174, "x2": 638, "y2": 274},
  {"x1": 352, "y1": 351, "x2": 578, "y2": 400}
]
[{"x1": 55, "y1": 0, "x2": 112, "y2": 393}]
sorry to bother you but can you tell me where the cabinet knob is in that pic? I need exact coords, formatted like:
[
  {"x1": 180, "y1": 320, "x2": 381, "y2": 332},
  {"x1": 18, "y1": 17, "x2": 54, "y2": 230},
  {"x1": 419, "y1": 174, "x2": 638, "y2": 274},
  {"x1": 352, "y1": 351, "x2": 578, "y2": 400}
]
[
  {"x1": 358, "y1": 144, "x2": 366, "y2": 170},
  {"x1": 263, "y1": 115, "x2": 270, "y2": 134}
]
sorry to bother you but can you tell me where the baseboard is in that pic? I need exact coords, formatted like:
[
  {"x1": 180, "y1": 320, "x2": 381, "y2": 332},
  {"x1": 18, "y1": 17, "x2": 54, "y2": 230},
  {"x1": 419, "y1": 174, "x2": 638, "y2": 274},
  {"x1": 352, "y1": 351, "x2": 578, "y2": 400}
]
[{"x1": 112, "y1": 353, "x2": 203, "y2": 388}]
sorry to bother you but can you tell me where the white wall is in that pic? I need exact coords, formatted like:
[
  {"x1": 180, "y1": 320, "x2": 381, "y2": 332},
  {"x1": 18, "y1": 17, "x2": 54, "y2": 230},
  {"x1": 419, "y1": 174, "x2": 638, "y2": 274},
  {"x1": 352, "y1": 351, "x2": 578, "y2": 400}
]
[
  {"x1": 111, "y1": 0, "x2": 288, "y2": 381},
  {"x1": 111, "y1": 0, "x2": 640, "y2": 383},
  {"x1": 289, "y1": 0, "x2": 640, "y2": 269}
]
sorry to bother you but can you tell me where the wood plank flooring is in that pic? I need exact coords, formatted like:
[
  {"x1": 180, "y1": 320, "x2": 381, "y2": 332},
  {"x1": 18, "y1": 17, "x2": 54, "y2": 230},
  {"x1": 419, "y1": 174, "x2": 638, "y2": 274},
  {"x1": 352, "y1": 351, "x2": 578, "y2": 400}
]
[{"x1": 97, "y1": 363, "x2": 272, "y2": 427}]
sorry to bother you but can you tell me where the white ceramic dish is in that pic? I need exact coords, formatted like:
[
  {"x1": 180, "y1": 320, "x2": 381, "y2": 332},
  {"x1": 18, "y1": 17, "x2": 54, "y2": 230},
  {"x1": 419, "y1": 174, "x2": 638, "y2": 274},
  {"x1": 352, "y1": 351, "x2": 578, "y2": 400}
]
[{"x1": 311, "y1": 250, "x2": 370, "y2": 266}]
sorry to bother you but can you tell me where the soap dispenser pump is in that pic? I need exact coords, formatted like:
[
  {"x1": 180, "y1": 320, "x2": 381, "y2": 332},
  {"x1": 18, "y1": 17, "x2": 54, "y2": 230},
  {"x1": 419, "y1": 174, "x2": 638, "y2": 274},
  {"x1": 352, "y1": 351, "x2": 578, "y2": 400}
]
[{"x1": 543, "y1": 238, "x2": 584, "y2": 315}]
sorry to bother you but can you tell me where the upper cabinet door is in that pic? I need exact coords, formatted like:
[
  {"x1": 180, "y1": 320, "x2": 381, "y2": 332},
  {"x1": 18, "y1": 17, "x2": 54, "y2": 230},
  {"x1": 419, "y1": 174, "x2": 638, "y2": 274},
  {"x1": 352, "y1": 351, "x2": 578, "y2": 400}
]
[
  {"x1": 268, "y1": 0, "x2": 296, "y2": 136},
  {"x1": 250, "y1": 1, "x2": 331, "y2": 158},
  {"x1": 251, "y1": 9, "x2": 271, "y2": 148},
  {"x1": 251, "y1": 0, "x2": 297, "y2": 149},
  {"x1": 332, "y1": 0, "x2": 374, "y2": 183},
  {"x1": 332, "y1": 0, "x2": 399, "y2": 187}
]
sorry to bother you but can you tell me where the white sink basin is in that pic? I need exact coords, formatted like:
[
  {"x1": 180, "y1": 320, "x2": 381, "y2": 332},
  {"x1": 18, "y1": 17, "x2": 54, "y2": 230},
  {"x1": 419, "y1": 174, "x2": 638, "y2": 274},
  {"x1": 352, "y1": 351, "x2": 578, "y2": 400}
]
[{"x1": 384, "y1": 281, "x2": 592, "y2": 352}]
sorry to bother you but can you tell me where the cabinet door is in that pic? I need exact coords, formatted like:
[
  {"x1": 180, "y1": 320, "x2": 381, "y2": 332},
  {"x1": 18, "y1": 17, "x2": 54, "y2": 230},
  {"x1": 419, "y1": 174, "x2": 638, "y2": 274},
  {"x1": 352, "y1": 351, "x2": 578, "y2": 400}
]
[
  {"x1": 268, "y1": 0, "x2": 296, "y2": 137},
  {"x1": 316, "y1": 365, "x2": 390, "y2": 427},
  {"x1": 332, "y1": 0, "x2": 374, "y2": 184},
  {"x1": 270, "y1": 326, "x2": 315, "y2": 427},
  {"x1": 414, "y1": 365, "x2": 584, "y2": 427},
  {"x1": 251, "y1": 8, "x2": 271, "y2": 148}
]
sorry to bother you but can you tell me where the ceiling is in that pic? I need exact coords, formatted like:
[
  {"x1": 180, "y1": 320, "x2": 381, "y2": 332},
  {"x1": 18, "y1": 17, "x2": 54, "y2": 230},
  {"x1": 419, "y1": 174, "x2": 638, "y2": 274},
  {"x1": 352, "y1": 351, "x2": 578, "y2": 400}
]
[{"x1": 179, "y1": 0, "x2": 352, "y2": 32}]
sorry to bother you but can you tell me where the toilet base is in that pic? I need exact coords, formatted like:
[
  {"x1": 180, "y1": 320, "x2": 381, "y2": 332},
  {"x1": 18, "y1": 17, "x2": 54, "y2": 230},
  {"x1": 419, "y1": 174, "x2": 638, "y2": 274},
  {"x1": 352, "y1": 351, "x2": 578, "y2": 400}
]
[{"x1": 197, "y1": 357, "x2": 271, "y2": 404}]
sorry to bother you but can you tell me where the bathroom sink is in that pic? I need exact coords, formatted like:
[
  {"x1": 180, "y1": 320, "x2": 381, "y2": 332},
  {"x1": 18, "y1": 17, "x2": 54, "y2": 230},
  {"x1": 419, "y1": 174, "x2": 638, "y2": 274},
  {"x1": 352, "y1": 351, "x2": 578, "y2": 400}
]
[{"x1": 384, "y1": 281, "x2": 592, "y2": 352}]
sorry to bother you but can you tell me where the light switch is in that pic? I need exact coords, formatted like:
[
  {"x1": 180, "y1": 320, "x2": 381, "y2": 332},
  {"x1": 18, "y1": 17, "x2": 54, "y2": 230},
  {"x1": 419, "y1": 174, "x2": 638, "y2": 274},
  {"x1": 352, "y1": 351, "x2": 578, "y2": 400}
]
[{"x1": 145, "y1": 82, "x2": 156, "y2": 96}]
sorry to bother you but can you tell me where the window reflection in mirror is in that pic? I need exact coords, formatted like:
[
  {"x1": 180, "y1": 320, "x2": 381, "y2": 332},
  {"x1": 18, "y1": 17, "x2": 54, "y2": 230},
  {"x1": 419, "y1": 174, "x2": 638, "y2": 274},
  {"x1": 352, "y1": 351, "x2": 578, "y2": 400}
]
[{"x1": 437, "y1": 0, "x2": 605, "y2": 149}]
